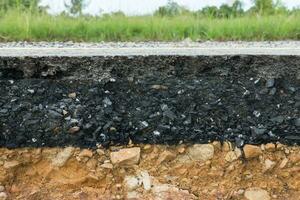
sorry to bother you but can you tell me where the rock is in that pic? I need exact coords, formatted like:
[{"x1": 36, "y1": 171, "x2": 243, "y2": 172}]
[
  {"x1": 236, "y1": 189, "x2": 245, "y2": 195},
  {"x1": 222, "y1": 141, "x2": 233, "y2": 152},
  {"x1": 279, "y1": 158, "x2": 289, "y2": 169},
  {"x1": 243, "y1": 145, "x2": 262, "y2": 159},
  {"x1": 266, "y1": 78, "x2": 275, "y2": 88},
  {"x1": 52, "y1": 147, "x2": 74, "y2": 167},
  {"x1": 284, "y1": 148, "x2": 290, "y2": 155},
  {"x1": 269, "y1": 87, "x2": 277, "y2": 95},
  {"x1": 152, "y1": 184, "x2": 196, "y2": 200},
  {"x1": 124, "y1": 171, "x2": 152, "y2": 192},
  {"x1": 68, "y1": 92, "x2": 76, "y2": 99},
  {"x1": 0, "y1": 192, "x2": 7, "y2": 200},
  {"x1": 68, "y1": 126, "x2": 80, "y2": 134},
  {"x1": 270, "y1": 116, "x2": 284, "y2": 123},
  {"x1": 244, "y1": 188, "x2": 270, "y2": 200},
  {"x1": 100, "y1": 163, "x2": 113, "y2": 169},
  {"x1": 251, "y1": 127, "x2": 266, "y2": 135},
  {"x1": 78, "y1": 149, "x2": 93, "y2": 158},
  {"x1": 227, "y1": 164, "x2": 235, "y2": 172},
  {"x1": 86, "y1": 158, "x2": 97, "y2": 169},
  {"x1": 289, "y1": 153, "x2": 300, "y2": 164},
  {"x1": 27, "y1": 89, "x2": 35, "y2": 94},
  {"x1": 110, "y1": 147, "x2": 140, "y2": 165},
  {"x1": 48, "y1": 110, "x2": 62, "y2": 118},
  {"x1": 276, "y1": 143, "x2": 284, "y2": 150},
  {"x1": 103, "y1": 97, "x2": 112, "y2": 106},
  {"x1": 143, "y1": 144, "x2": 152, "y2": 150},
  {"x1": 234, "y1": 147, "x2": 242, "y2": 157},
  {"x1": 253, "y1": 111, "x2": 261, "y2": 118},
  {"x1": 138, "y1": 121, "x2": 148, "y2": 129},
  {"x1": 212, "y1": 141, "x2": 222, "y2": 150},
  {"x1": 188, "y1": 144, "x2": 214, "y2": 162},
  {"x1": 297, "y1": 71, "x2": 300, "y2": 80},
  {"x1": 177, "y1": 147, "x2": 185, "y2": 154},
  {"x1": 235, "y1": 137, "x2": 245, "y2": 148},
  {"x1": 225, "y1": 148, "x2": 242, "y2": 162},
  {"x1": 127, "y1": 191, "x2": 141, "y2": 199},
  {"x1": 156, "y1": 150, "x2": 177, "y2": 165},
  {"x1": 264, "y1": 143, "x2": 276, "y2": 152},
  {"x1": 124, "y1": 176, "x2": 140, "y2": 191},
  {"x1": 151, "y1": 85, "x2": 168, "y2": 90},
  {"x1": 225, "y1": 152, "x2": 237, "y2": 162},
  {"x1": 285, "y1": 135, "x2": 300, "y2": 141},
  {"x1": 3, "y1": 160, "x2": 20, "y2": 169},
  {"x1": 295, "y1": 118, "x2": 300, "y2": 127},
  {"x1": 140, "y1": 171, "x2": 151, "y2": 191},
  {"x1": 96, "y1": 149, "x2": 105, "y2": 155},
  {"x1": 0, "y1": 109, "x2": 8, "y2": 114},
  {"x1": 263, "y1": 159, "x2": 276, "y2": 172}
]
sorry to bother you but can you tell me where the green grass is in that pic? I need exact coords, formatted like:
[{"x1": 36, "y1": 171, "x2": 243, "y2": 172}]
[{"x1": 0, "y1": 10, "x2": 299, "y2": 41}]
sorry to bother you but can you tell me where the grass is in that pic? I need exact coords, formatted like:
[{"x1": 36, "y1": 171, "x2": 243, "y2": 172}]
[{"x1": 0, "y1": 10, "x2": 300, "y2": 41}]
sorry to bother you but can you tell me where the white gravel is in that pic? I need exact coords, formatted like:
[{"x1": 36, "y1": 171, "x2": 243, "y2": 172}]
[
  {"x1": 0, "y1": 41, "x2": 300, "y2": 56},
  {"x1": 1, "y1": 41, "x2": 300, "y2": 48}
]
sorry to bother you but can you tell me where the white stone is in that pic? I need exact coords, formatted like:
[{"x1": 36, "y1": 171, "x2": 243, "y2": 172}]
[
  {"x1": 110, "y1": 147, "x2": 140, "y2": 165},
  {"x1": 188, "y1": 144, "x2": 214, "y2": 161},
  {"x1": 0, "y1": 192, "x2": 7, "y2": 200},
  {"x1": 245, "y1": 188, "x2": 270, "y2": 200},
  {"x1": 124, "y1": 176, "x2": 140, "y2": 191},
  {"x1": 127, "y1": 191, "x2": 140, "y2": 199},
  {"x1": 3, "y1": 160, "x2": 20, "y2": 169},
  {"x1": 263, "y1": 159, "x2": 276, "y2": 172},
  {"x1": 140, "y1": 171, "x2": 151, "y2": 191},
  {"x1": 52, "y1": 147, "x2": 74, "y2": 167}
]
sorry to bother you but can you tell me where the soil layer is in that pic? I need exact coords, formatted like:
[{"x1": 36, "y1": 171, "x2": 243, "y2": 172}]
[{"x1": 0, "y1": 143, "x2": 300, "y2": 199}]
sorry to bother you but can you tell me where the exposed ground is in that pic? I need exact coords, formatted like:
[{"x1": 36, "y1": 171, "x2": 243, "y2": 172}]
[
  {"x1": 0, "y1": 143, "x2": 300, "y2": 199},
  {"x1": 0, "y1": 42, "x2": 299, "y2": 199}
]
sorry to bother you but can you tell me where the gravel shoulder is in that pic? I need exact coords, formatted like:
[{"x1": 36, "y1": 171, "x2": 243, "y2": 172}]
[
  {"x1": 1, "y1": 41, "x2": 300, "y2": 48},
  {"x1": 0, "y1": 41, "x2": 300, "y2": 56}
]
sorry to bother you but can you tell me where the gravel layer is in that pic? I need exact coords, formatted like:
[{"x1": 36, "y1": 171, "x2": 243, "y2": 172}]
[
  {"x1": 1, "y1": 41, "x2": 300, "y2": 48},
  {"x1": 1, "y1": 41, "x2": 300, "y2": 57}
]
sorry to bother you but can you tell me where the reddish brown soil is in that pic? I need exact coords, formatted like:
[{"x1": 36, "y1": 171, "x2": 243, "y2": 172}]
[{"x1": 0, "y1": 142, "x2": 300, "y2": 200}]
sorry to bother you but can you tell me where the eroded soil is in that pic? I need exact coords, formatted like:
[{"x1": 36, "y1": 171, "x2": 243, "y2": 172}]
[{"x1": 0, "y1": 142, "x2": 300, "y2": 199}]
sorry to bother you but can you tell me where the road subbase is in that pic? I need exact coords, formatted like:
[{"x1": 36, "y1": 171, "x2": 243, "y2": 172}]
[{"x1": 0, "y1": 55, "x2": 299, "y2": 148}]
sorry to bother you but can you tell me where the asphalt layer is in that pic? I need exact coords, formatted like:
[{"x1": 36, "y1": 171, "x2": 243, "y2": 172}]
[{"x1": 0, "y1": 43, "x2": 299, "y2": 148}]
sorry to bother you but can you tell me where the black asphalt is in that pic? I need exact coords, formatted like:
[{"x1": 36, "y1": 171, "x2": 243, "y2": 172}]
[{"x1": 0, "y1": 55, "x2": 299, "y2": 148}]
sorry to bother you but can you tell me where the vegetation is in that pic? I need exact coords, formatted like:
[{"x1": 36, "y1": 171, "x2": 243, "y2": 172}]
[
  {"x1": 0, "y1": 0, "x2": 41, "y2": 12},
  {"x1": 65, "y1": 0, "x2": 87, "y2": 16},
  {"x1": 0, "y1": 0, "x2": 299, "y2": 42}
]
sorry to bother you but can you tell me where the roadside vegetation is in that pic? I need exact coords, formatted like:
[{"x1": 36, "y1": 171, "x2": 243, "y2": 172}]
[{"x1": 0, "y1": 0, "x2": 299, "y2": 41}]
